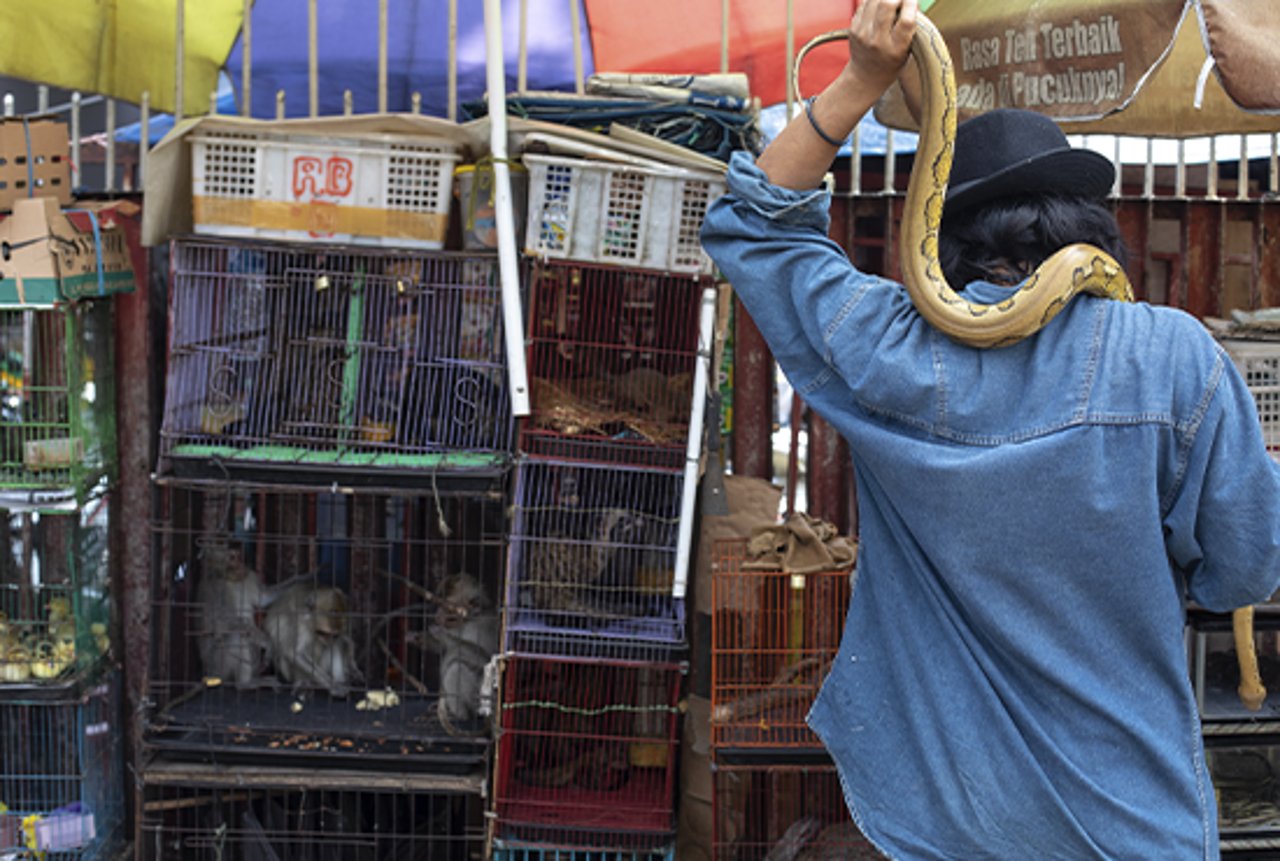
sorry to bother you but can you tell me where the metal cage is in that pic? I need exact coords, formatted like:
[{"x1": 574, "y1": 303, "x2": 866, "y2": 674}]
[
  {"x1": 711, "y1": 538, "x2": 852, "y2": 751},
  {"x1": 493, "y1": 657, "x2": 683, "y2": 851},
  {"x1": 504, "y1": 459, "x2": 686, "y2": 663},
  {"x1": 712, "y1": 763, "x2": 885, "y2": 860},
  {"x1": 0, "y1": 671, "x2": 124, "y2": 859},
  {"x1": 146, "y1": 478, "x2": 507, "y2": 773},
  {"x1": 0, "y1": 301, "x2": 117, "y2": 501},
  {"x1": 160, "y1": 237, "x2": 513, "y2": 482},
  {"x1": 0, "y1": 494, "x2": 112, "y2": 688},
  {"x1": 492, "y1": 841, "x2": 674, "y2": 861},
  {"x1": 521, "y1": 261, "x2": 710, "y2": 469},
  {"x1": 138, "y1": 767, "x2": 485, "y2": 861}
]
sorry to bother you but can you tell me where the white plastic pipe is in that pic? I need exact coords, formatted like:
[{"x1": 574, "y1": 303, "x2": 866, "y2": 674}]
[
  {"x1": 483, "y1": 0, "x2": 531, "y2": 417},
  {"x1": 673, "y1": 286, "x2": 718, "y2": 600}
]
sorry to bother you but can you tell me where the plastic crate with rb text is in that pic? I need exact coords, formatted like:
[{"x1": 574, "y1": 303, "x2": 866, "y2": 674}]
[
  {"x1": 522, "y1": 153, "x2": 725, "y2": 276},
  {"x1": 191, "y1": 129, "x2": 461, "y2": 249}
]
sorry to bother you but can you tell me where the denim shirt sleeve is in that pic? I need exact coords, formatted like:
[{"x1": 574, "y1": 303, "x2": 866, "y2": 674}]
[
  {"x1": 1164, "y1": 349, "x2": 1280, "y2": 610},
  {"x1": 700, "y1": 151, "x2": 925, "y2": 405}
]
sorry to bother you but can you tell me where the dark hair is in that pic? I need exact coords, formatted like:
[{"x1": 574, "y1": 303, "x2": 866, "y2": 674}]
[{"x1": 938, "y1": 195, "x2": 1129, "y2": 289}]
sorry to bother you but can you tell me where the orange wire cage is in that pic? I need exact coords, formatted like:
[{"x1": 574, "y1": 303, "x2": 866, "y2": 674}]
[
  {"x1": 711, "y1": 538, "x2": 852, "y2": 751},
  {"x1": 712, "y1": 762, "x2": 885, "y2": 860}
]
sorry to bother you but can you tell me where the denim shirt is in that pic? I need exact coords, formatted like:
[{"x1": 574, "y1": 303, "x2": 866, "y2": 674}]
[{"x1": 701, "y1": 152, "x2": 1280, "y2": 860}]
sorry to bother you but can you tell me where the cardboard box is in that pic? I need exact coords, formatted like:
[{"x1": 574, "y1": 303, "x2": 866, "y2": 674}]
[
  {"x1": 0, "y1": 118, "x2": 72, "y2": 212},
  {"x1": 0, "y1": 197, "x2": 138, "y2": 306}
]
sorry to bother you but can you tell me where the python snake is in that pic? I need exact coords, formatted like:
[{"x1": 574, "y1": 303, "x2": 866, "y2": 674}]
[{"x1": 794, "y1": 12, "x2": 1264, "y2": 712}]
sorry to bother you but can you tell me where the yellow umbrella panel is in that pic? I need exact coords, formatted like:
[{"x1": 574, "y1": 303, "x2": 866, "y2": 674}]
[
  {"x1": 876, "y1": 0, "x2": 1280, "y2": 137},
  {"x1": 0, "y1": 0, "x2": 244, "y2": 116}
]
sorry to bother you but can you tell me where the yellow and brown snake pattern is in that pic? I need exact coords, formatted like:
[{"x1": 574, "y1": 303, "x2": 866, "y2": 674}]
[{"x1": 795, "y1": 13, "x2": 1264, "y2": 711}]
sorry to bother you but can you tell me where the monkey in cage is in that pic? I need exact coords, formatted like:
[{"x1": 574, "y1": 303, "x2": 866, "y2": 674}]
[
  {"x1": 194, "y1": 540, "x2": 271, "y2": 687},
  {"x1": 262, "y1": 581, "x2": 363, "y2": 698}
]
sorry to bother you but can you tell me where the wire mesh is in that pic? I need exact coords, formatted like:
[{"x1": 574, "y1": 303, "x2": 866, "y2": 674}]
[
  {"x1": 711, "y1": 538, "x2": 852, "y2": 751},
  {"x1": 492, "y1": 841, "x2": 673, "y2": 861},
  {"x1": 0, "y1": 671, "x2": 124, "y2": 858},
  {"x1": 161, "y1": 237, "x2": 513, "y2": 478},
  {"x1": 521, "y1": 261, "x2": 709, "y2": 469},
  {"x1": 139, "y1": 781, "x2": 484, "y2": 860},
  {"x1": 0, "y1": 302, "x2": 116, "y2": 497},
  {"x1": 713, "y1": 763, "x2": 885, "y2": 860},
  {"x1": 147, "y1": 478, "x2": 506, "y2": 769},
  {"x1": 493, "y1": 657, "x2": 682, "y2": 851},
  {"x1": 0, "y1": 495, "x2": 112, "y2": 689},
  {"x1": 504, "y1": 459, "x2": 685, "y2": 662}
]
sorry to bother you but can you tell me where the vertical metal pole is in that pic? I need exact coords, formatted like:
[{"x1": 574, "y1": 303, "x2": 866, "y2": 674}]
[
  {"x1": 483, "y1": 0, "x2": 531, "y2": 417},
  {"x1": 1113, "y1": 136, "x2": 1122, "y2": 197},
  {"x1": 850, "y1": 126, "x2": 862, "y2": 194},
  {"x1": 1143, "y1": 138, "x2": 1154, "y2": 199},
  {"x1": 1238, "y1": 134, "x2": 1248, "y2": 200},
  {"x1": 720, "y1": 0, "x2": 730, "y2": 74},
  {"x1": 209, "y1": 92, "x2": 219, "y2": 115},
  {"x1": 276, "y1": 89, "x2": 286, "y2": 120},
  {"x1": 2, "y1": 96, "x2": 13, "y2": 118},
  {"x1": 412, "y1": 92, "x2": 422, "y2": 114},
  {"x1": 673, "y1": 288, "x2": 718, "y2": 600},
  {"x1": 1272, "y1": 133, "x2": 1279, "y2": 195},
  {"x1": 1207, "y1": 136, "x2": 1218, "y2": 199},
  {"x1": 518, "y1": 0, "x2": 529, "y2": 94},
  {"x1": 571, "y1": 0, "x2": 585, "y2": 94},
  {"x1": 1176, "y1": 139, "x2": 1187, "y2": 198},
  {"x1": 448, "y1": 0, "x2": 458, "y2": 121},
  {"x1": 70, "y1": 93, "x2": 81, "y2": 188},
  {"x1": 885, "y1": 130, "x2": 896, "y2": 194},
  {"x1": 175, "y1": 0, "x2": 185, "y2": 124},
  {"x1": 785, "y1": 0, "x2": 795, "y2": 120},
  {"x1": 105, "y1": 98, "x2": 117, "y2": 192},
  {"x1": 242, "y1": 0, "x2": 252, "y2": 116},
  {"x1": 344, "y1": 90, "x2": 354, "y2": 116},
  {"x1": 308, "y1": 0, "x2": 319, "y2": 117},
  {"x1": 139, "y1": 92, "x2": 150, "y2": 192},
  {"x1": 378, "y1": 0, "x2": 388, "y2": 113},
  {"x1": 36, "y1": 86, "x2": 47, "y2": 114}
]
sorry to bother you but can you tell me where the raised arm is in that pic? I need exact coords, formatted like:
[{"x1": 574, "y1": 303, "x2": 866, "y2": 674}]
[{"x1": 759, "y1": 0, "x2": 918, "y2": 190}]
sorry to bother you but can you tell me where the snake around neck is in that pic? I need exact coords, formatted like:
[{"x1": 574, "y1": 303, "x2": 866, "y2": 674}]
[{"x1": 793, "y1": 13, "x2": 1264, "y2": 712}]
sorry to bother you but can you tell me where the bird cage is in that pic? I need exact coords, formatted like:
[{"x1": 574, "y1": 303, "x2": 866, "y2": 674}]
[
  {"x1": 504, "y1": 459, "x2": 686, "y2": 663},
  {"x1": 0, "y1": 299, "x2": 117, "y2": 501},
  {"x1": 712, "y1": 762, "x2": 885, "y2": 860},
  {"x1": 138, "y1": 769, "x2": 485, "y2": 861},
  {"x1": 521, "y1": 260, "x2": 711, "y2": 469},
  {"x1": 160, "y1": 237, "x2": 513, "y2": 483},
  {"x1": 0, "y1": 494, "x2": 112, "y2": 688},
  {"x1": 0, "y1": 671, "x2": 124, "y2": 859},
  {"x1": 145, "y1": 477, "x2": 507, "y2": 773},
  {"x1": 710, "y1": 538, "x2": 852, "y2": 751},
  {"x1": 493, "y1": 656, "x2": 683, "y2": 851},
  {"x1": 492, "y1": 841, "x2": 674, "y2": 860}
]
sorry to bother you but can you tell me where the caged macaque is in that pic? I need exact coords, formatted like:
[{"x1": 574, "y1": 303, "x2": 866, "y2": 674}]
[
  {"x1": 195, "y1": 541, "x2": 270, "y2": 687},
  {"x1": 429, "y1": 572, "x2": 499, "y2": 735},
  {"x1": 263, "y1": 583, "x2": 363, "y2": 697}
]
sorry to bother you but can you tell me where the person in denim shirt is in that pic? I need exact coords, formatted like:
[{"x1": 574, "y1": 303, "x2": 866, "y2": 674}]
[{"x1": 700, "y1": 0, "x2": 1280, "y2": 857}]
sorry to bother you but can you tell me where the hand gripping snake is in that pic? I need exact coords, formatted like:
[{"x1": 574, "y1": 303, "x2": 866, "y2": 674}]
[{"x1": 795, "y1": 13, "x2": 1265, "y2": 712}]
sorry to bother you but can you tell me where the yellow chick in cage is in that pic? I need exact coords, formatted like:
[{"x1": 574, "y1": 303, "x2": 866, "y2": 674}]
[
  {"x1": 45, "y1": 596, "x2": 74, "y2": 641},
  {"x1": 28, "y1": 638, "x2": 66, "y2": 680},
  {"x1": 0, "y1": 642, "x2": 30, "y2": 683},
  {"x1": 91, "y1": 622, "x2": 109, "y2": 657}
]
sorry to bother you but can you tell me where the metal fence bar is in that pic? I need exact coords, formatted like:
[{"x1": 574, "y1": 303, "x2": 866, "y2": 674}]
[
  {"x1": 1238, "y1": 134, "x2": 1248, "y2": 200},
  {"x1": 70, "y1": 93, "x2": 81, "y2": 188},
  {"x1": 721, "y1": 0, "x2": 730, "y2": 73},
  {"x1": 242, "y1": 0, "x2": 252, "y2": 116},
  {"x1": 448, "y1": 0, "x2": 458, "y2": 121},
  {"x1": 139, "y1": 92, "x2": 150, "y2": 192},
  {"x1": 570, "y1": 0, "x2": 585, "y2": 94},
  {"x1": 1207, "y1": 136, "x2": 1218, "y2": 199},
  {"x1": 518, "y1": 0, "x2": 529, "y2": 93},
  {"x1": 378, "y1": 0, "x2": 388, "y2": 113},
  {"x1": 1176, "y1": 140, "x2": 1187, "y2": 198},
  {"x1": 105, "y1": 98, "x2": 116, "y2": 192}
]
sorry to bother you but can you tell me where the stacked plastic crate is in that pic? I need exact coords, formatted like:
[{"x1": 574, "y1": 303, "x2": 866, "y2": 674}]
[
  {"x1": 709, "y1": 539, "x2": 885, "y2": 858},
  {"x1": 0, "y1": 136, "x2": 133, "y2": 857},
  {"x1": 140, "y1": 125, "x2": 505, "y2": 858},
  {"x1": 491, "y1": 150, "x2": 724, "y2": 859}
]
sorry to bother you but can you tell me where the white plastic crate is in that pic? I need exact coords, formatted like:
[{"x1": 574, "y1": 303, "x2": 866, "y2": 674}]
[
  {"x1": 522, "y1": 153, "x2": 725, "y2": 275},
  {"x1": 191, "y1": 129, "x2": 462, "y2": 249},
  {"x1": 1220, "y1": 338, "x2": 1280, "y2": 461}
]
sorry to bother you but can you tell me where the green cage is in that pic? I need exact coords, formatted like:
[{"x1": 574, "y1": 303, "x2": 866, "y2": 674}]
[
  {"x1": 0, "y1": 301, "x2": 116, "y2": 502},
  {"x1": 0, "y1": 494, "x2": 112, "y2": 688}
]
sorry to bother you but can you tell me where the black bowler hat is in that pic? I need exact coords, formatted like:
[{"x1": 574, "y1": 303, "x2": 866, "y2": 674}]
[{"x1": 944, "y1": 108, "x2": 1115, "y2": 217}]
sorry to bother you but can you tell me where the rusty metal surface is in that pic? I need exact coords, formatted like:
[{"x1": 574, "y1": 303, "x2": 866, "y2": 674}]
[{"x1": 731, "y1": 297, "x2": 774, "y2": 481}]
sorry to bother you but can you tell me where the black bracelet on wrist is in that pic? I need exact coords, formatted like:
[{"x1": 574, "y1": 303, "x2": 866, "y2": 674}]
[{"x1": 804, "y1": 95, "x2": 846, "y2": 148}]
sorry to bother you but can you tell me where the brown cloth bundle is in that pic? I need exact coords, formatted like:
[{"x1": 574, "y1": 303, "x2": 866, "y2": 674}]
[{"x1": 744, "y1": 512, "x2": 857, "y2": 574}]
